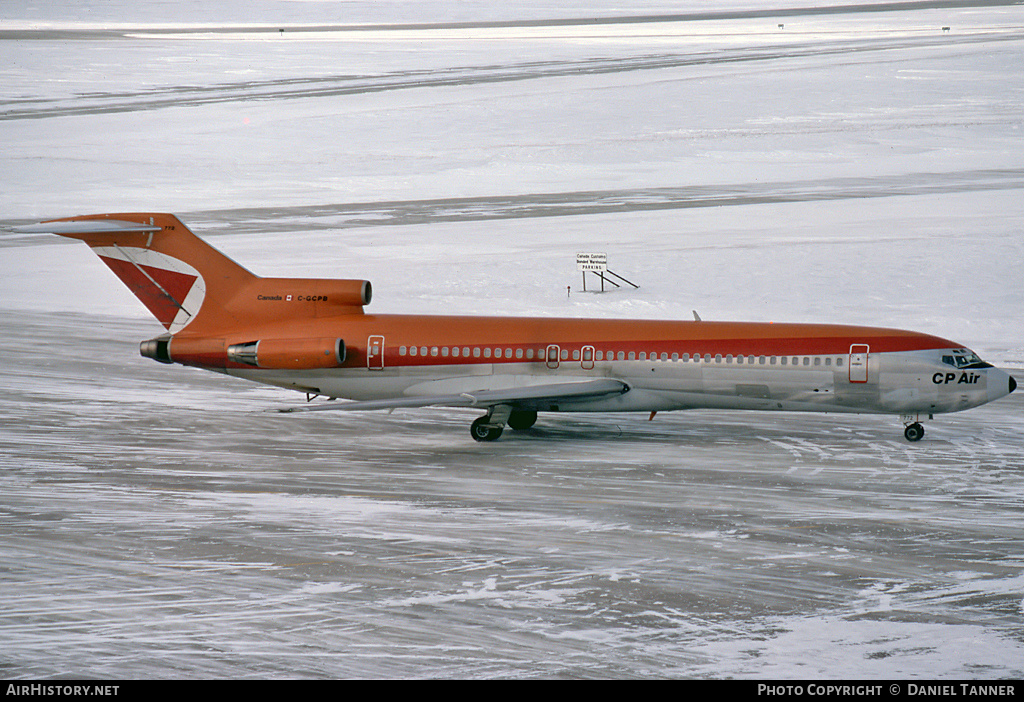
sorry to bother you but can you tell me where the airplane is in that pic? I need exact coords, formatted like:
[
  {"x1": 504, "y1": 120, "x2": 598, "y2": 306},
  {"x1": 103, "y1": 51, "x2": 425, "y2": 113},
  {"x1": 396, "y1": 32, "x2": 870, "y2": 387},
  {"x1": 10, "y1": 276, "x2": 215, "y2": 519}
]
[{"x1": 15, "y1": 212, "x2": 1016, "y2": 442}]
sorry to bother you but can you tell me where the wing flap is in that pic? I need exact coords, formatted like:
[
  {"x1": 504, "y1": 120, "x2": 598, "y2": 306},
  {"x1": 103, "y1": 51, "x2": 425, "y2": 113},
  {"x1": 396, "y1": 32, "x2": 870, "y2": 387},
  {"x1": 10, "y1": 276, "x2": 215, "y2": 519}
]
[{"x1": 278, "y1": 378, "x2": 628, "y2": 413}]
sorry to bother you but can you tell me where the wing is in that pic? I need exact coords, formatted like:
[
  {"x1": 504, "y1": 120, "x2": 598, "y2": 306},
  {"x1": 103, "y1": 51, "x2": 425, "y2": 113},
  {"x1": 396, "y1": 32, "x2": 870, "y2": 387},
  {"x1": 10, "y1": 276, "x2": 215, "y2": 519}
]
[{"x1": 277, "y1": 378, "x2": 629, "y2": 413}]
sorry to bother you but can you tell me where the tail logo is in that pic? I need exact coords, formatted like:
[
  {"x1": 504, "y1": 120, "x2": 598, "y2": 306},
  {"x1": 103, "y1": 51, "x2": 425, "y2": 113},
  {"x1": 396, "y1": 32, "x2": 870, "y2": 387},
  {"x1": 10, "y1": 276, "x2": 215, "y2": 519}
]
[{"x1": 91, "y1": 245, "x2": 206, "y2": 332}]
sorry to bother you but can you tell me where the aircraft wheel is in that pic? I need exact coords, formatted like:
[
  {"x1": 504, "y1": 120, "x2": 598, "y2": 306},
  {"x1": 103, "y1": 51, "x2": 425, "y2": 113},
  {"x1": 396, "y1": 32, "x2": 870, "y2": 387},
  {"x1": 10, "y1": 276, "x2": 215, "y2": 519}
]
[
  {"x1": 508, "y1": 410, "x2": 538, "y2": 431},
  {"x1": 904, "y1": 422, "x2": 925, "y2": 442},
  {"x1": 471, "y1": 416, "x2": 504, "y2": 442}
]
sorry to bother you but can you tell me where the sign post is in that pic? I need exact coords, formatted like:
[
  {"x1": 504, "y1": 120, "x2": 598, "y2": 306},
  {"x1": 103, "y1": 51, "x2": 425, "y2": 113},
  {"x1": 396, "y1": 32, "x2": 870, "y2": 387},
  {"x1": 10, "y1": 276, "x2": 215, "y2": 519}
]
[
  {"x1": 577, "y1": 252, "x2": 608, "y2": 292},
  {"x1": 576, "y1": 252, "x2": 637, "y2": 293}
]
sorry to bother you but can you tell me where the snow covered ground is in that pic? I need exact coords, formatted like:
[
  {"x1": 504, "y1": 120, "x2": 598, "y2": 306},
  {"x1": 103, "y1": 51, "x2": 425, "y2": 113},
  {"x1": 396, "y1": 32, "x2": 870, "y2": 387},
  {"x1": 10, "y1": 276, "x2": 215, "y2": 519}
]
[{"x1": 1, "y1": 0, "x2": 1022, "y2": 679}]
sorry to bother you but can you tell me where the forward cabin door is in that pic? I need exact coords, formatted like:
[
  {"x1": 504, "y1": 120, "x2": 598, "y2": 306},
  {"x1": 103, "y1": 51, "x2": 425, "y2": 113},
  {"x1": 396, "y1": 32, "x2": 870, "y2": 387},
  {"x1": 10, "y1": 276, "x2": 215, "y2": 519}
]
[
  {"x1": 849, "y1": 344, "x2": 869, "y2": 383},
  {"x1": 367, "y1": 335, "x2": 385, "y2": 370}
]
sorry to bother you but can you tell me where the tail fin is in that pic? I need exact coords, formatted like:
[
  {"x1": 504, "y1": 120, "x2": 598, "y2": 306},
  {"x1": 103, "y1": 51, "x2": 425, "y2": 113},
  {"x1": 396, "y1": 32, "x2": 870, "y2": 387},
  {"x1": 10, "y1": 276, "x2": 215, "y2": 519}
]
[
  {"x1": 19, "y1": 213, "x2": 256, "y2": 334},
  {"x1": 19, "y1": 213, "x2": 372, "y2": 339}
]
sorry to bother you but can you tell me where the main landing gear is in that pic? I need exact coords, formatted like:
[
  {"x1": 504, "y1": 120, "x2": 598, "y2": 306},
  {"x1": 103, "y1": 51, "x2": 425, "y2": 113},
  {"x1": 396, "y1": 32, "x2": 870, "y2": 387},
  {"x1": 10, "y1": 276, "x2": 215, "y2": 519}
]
[
  {"x1": 470, "y1": 406, "x2": 537, "y2": 442},
  {"x1": 471, "y1": 416, "x2": 503, "y2": 442}
]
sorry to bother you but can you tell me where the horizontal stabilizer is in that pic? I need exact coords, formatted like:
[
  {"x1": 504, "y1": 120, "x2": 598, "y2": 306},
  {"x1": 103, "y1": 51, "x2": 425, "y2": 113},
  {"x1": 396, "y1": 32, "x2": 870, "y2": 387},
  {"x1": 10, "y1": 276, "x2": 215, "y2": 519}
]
[
  {"x1": 278, "y1": 378, "x2": 629, "y2": 413},
  {"x1": 13, "y1": 220, "x2": 161, "y2": 236}
]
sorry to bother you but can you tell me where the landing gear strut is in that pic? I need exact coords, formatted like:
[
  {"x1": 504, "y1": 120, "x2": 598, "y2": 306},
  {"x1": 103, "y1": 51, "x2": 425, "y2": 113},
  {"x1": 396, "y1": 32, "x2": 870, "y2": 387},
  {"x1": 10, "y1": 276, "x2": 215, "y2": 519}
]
[{"x1": 903, "y1": 422, "x2": 925, "y2": 442}]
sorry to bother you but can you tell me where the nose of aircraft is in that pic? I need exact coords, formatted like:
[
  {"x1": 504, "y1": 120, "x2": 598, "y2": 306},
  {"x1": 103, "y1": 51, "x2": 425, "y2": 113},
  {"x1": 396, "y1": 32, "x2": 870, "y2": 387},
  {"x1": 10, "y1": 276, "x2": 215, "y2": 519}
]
[{"x1": 988, "y1": 368, "x2": 1016, "y2": 402}]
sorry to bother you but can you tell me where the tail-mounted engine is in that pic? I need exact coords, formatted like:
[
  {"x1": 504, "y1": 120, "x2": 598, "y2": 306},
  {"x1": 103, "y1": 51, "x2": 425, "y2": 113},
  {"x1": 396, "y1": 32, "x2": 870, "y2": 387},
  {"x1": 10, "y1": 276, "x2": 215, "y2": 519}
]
[
  {"x1": 226, "y1": 338, "x2": 346, "y2": 369},
  {"x1": 139, "y1": 337, "x2": 173, "y2": 364},
  {"x1": 141, "y1": 336, "x2": 347, "y2": 369}
]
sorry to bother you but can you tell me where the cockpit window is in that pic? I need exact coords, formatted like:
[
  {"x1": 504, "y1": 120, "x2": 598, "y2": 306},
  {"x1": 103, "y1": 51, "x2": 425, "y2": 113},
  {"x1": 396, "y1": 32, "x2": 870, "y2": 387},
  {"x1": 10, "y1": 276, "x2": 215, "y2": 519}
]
[{"x1": 942, "y1": 350, "x2": 993, "y2": 369}]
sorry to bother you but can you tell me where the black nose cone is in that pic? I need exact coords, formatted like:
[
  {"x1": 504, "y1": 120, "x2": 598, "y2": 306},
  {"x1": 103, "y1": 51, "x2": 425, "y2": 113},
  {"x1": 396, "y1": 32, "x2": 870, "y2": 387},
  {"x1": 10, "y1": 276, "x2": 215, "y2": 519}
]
[{"x1": 1011, "y1": 375, "x2": 1018, "y2": 394}]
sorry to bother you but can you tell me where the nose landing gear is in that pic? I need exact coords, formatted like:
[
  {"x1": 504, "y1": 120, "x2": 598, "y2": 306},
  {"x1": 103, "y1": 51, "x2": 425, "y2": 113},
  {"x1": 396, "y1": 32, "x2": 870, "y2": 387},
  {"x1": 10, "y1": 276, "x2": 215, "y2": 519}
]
[
  {"x1": 900, "y1": 414, "x2": 929, "y2": 442},
  {"x1": 900, "y1": 414, "x2": 927, "y2": 442},
  {"x1": 903, "y1": 422, "x2": 925, "y2": 442}
]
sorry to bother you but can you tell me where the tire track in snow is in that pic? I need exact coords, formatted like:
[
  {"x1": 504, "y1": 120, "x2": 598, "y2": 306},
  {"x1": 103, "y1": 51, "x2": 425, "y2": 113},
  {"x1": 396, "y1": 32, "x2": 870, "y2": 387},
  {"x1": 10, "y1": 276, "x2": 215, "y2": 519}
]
[
  {"x1": 2, "y1": 30, "x2": 1020, "y2": 121},
  {"x1": 183, "y1": 168, "x2": 1024, "y2": 233}
]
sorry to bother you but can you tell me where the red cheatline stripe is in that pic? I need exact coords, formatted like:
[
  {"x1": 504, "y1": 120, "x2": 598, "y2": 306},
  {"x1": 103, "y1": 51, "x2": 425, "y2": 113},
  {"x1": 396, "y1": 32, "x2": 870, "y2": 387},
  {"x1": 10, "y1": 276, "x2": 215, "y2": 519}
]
[{"x1": 377, "y1": 333, "x2": 952, "y2": 367}]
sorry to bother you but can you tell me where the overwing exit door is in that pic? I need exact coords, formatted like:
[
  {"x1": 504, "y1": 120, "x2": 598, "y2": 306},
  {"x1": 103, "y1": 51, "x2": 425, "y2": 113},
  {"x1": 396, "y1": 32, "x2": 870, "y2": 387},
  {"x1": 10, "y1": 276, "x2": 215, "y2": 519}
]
[{"x1": 546, "y1": 344, "x2": 560, "y2": 369}]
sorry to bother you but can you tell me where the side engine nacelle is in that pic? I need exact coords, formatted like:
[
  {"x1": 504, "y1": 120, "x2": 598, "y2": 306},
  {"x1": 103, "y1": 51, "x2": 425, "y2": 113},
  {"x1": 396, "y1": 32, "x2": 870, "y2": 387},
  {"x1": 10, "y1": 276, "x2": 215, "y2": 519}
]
[{"x1": 226, "y1": 338, "x2": 346, "y2": 369}]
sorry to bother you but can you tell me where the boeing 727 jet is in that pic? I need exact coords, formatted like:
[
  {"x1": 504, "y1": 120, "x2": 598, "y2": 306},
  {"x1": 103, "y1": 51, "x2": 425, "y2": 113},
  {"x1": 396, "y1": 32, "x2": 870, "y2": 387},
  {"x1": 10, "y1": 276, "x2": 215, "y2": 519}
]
[{"x1": 18, "y1": 213, "x2": 1016, "y2": 442}]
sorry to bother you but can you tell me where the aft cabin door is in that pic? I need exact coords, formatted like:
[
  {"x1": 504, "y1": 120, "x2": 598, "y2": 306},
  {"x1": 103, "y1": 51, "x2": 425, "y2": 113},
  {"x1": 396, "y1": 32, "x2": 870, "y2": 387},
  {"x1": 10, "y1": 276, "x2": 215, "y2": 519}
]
[
  {"x1": 849, "y1": 344, "x2": 869, "y2": 383},
  {"x1": 367, "y1": 335, "x2": 385, "y2": 370}
]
